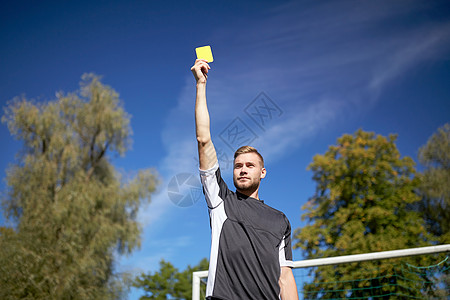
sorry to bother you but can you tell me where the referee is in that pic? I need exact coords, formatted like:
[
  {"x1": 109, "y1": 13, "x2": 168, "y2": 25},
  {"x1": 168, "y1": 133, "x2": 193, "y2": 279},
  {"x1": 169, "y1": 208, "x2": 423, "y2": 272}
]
[{"x1": 191, "y1": 59, "x2": 299, "y2": 300}]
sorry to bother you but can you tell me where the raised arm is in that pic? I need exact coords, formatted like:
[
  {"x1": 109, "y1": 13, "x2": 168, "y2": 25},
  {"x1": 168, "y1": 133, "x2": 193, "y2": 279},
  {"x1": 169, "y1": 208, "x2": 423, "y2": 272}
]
[{"x1": 191, "y1": 59, "x2": 217, "y2": 170}]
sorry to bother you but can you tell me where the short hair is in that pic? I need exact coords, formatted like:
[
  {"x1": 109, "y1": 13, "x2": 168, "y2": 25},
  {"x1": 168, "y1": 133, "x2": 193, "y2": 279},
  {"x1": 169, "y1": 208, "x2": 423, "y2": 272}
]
[{"x1": 234, "y1": 146, "x2": 264, "y2": 167}]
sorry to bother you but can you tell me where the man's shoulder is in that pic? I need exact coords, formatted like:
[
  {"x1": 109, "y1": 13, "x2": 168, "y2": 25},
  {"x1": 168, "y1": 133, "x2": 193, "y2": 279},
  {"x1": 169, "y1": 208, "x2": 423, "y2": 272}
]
[
  {"x1": 261, "y1": 201, "x2": 286, "y2": 216},
  {"x1": 199, "y1": 162, "x2": 232, "y2": 202},
  {"x1": 199, "y1": 161, "x2": 220, "y2": 176},
  {"x1": 260, "y1": 202, "x2": 291, "y2": 227}
]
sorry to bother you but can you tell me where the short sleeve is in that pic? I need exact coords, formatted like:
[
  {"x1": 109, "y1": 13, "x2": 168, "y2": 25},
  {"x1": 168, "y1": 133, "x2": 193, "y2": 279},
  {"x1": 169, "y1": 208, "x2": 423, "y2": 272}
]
[
  {"x1": 199, "y1": 162, "x2": 229, "y2": 209},
  {"x1": 279, "y1": 216, "x2": 294, "y2": 268}
]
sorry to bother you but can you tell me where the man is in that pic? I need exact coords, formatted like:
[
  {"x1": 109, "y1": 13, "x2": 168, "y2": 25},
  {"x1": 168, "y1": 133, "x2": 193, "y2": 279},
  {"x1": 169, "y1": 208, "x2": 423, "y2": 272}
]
[{"x1": 191, "y1": 59, "x2": 299, "y2": 300}]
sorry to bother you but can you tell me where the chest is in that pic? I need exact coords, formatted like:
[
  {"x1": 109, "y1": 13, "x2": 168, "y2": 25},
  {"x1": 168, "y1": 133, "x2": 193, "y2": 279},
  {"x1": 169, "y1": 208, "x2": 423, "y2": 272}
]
[{"x1": 224, "y1": 198, "x2": 286, "y2": 244}]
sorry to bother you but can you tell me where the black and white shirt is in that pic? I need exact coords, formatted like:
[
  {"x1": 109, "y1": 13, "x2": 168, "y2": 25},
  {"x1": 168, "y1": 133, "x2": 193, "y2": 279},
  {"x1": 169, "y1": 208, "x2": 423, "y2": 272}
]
[{"x1": 200, "y1": 162, "x2": 294, "y2": 300}]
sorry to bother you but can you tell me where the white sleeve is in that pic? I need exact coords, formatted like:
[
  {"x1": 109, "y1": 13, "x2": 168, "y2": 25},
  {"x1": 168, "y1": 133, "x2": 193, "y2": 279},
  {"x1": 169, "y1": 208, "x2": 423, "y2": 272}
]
[
  {"x1": 199, "y1": 162, "x2": 223, "y2": 209},
  {"x1": 279, "y1": 237, "x2": 294, "y2": 268}
]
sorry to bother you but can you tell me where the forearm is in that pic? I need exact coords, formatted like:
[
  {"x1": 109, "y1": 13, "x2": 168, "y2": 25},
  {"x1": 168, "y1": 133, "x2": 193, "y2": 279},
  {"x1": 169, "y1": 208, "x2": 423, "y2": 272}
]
[
  {"x1": 279, "y1": 267, "x2": 299, "y2": 300},
  {"x1": 195, "y1": 82, "x2": 211, "y2": 144},
  {"x1": 194, "y1": 81, "x2": 217, "y2": 169}
]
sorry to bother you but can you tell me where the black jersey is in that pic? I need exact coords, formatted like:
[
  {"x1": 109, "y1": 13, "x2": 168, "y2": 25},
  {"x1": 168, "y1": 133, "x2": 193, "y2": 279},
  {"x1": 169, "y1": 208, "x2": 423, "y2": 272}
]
[{"x1": 200, "y1": 162, "x2": 294, "y2": 300}]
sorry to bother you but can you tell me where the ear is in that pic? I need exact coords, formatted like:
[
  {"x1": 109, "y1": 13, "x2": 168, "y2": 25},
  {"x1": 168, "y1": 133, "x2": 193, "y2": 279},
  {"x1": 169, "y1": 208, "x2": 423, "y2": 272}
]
[{"x1": 260, "y1": 167, "x2": 266, "y2": 179}]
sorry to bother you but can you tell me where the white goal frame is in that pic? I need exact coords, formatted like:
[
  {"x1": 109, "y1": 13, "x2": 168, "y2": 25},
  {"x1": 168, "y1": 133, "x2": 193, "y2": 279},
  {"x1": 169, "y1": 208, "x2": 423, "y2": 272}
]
[{"x1": 192, "y1": 244, "x2": 450, "y2": 300}]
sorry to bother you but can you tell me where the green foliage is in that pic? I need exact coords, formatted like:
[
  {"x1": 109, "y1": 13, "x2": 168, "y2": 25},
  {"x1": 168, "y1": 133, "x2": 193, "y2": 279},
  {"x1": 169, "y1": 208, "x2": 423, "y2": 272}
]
[
  {"x1": 0, "y1": 74, "x2": 159, "y2": 299},
  {"x1": 417, "y1": 123, "x2": 450, "y2": 243},
  {"x1": 133, "y1": 258, "x2": 209, "y2": 300},
  {"x1": 294, "y1": 129, "x2": 435, "y2": 299}
]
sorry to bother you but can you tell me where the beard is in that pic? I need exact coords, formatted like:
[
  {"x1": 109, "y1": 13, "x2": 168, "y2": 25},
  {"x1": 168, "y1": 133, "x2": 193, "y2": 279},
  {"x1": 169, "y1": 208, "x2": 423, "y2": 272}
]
[{"x1": 233, "y1": 177, "x2": 260, "y2": 193}]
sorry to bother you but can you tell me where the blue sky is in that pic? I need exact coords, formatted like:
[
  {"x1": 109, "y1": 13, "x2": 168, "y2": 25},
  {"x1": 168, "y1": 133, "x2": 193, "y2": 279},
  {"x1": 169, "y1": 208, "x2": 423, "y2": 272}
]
[{"x1": 1, "y1": 0, "x2": 449, "y2": 298}]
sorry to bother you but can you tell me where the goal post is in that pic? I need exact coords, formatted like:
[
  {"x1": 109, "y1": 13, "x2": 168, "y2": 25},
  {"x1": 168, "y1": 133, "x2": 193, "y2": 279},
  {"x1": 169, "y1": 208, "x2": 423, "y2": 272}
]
[
  {"x1": 192, "y1": 270, "x2": 208, "y2": 300},
  {"x1": 192, "y1": 244, "x2": 450, "y2": 300}
]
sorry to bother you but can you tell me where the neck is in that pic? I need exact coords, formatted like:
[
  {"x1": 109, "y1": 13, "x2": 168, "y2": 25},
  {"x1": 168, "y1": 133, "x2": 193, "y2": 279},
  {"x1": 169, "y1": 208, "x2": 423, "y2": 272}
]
[{"x1": 237, "y1": 188, "x2": 259, "y2": 200}]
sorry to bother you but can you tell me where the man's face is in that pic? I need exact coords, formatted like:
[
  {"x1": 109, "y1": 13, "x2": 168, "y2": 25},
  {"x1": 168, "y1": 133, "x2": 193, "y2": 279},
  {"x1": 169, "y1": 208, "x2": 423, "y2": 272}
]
[{"x1": 233, "y1": 152, "x2": 266, "y2": 193}]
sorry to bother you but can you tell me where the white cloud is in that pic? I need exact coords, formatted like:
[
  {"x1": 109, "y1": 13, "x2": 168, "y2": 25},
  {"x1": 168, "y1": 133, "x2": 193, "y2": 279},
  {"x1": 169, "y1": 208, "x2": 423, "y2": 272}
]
[
  {"x1": 369, "y1": 23, "x2": 450, "y2": 91},
  {"x1": 254, "y1": 96, "x2": 344, "y2": 161}
]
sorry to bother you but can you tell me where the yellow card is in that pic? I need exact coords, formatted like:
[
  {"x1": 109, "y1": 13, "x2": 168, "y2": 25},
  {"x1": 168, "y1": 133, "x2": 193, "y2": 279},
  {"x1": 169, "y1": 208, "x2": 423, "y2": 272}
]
[{"x1": 195, "y1": 45, "x2": 214, "y2": 62}]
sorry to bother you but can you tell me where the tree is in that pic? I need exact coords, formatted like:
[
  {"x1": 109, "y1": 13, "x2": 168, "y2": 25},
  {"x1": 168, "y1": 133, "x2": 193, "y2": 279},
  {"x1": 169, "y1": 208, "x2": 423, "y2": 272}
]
[
  {"x1": 294, "y1": 129, "x2": 435, "y2": 299},
  {"x1": 133, "y1": 258, "x2": 209, "y2": 300},
  {"x1": 0, "y1": 74, "x2": 159, "y2": 299},
  {"x1": 417, "y1": 123, "x2": 450, "y2": 243}
]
